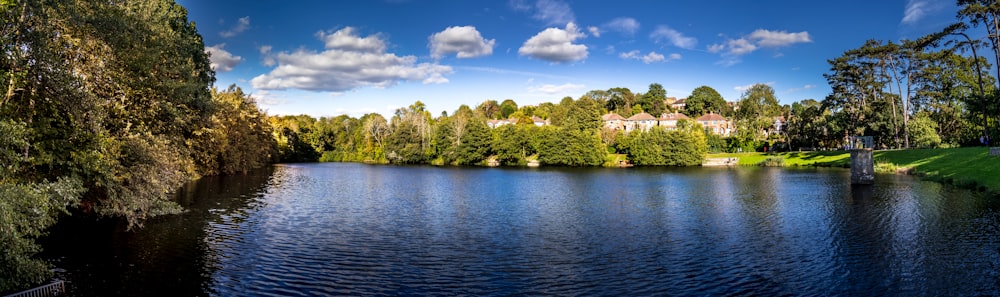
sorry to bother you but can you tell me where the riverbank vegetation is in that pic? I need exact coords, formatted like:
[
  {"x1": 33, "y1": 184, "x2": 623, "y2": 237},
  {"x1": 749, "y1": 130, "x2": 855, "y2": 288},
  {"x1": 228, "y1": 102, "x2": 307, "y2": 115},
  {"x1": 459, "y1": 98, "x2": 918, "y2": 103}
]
[
  {"x1": 709, "y1": 147, "x2": 1000, "y2": 194},
  {"x1": 0, "y1": 0, "x2": 274, "y2": 292}
]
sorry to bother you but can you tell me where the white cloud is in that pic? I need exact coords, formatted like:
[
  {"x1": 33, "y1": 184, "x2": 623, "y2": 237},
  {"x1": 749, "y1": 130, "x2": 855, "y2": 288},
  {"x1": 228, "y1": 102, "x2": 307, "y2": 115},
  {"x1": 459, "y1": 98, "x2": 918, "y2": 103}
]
[
  {"x1": 205, "y1": 44, "x2": 243, "y2": 72},
  {"x1": 605, "y1": 17, "x2": 640, "y2": 36},
  {"x1": 783, "y1": 84, "x2": 816, "y2": 94},
  {"x1": 709, "y1": 29, "x2": 811, "y2": 65},
  {"x1": 518, "y1": 22, "x2": 588, "y2": 63},
  {"x1": 727, "y1": 38, "x2": 757, "y2": 55},
  {"x1": 220, "y1": 16, "x2": 250, "y2": 38},
  {"x1": 588, "y1": 26, "x2": 601, "y2": 38},
  {"x1": 529, "y1": 83, "x2": 585, "y2": 94},
  {"x1": 748, "y1": 29, "x2": 812, "y2": 48},
  {"x1": 707, "y1": 43, "x2": 725, "y2": 53},
  {"x1": 619, "y1": 50, "x2": 677, "y2": 64},
  {"x1": 250, "y1": 27, "x2": 453, "y2": 92},
  {"x1": 429, "y1": 26, "x2": 495, "y2": 58},
  {"x1": 252, "y1": 90, "x2": 287, "y2": 106},
  {"x1": 509, "y1": 0, "x2": 532, "y2": 11},
  {"x1": 902, "y1": 0, "x2": 942, "y2": 25},
  {"x1": 734, "y1": 82, "x2": 775, "y2": 92},
  {"x1": 532, "y1": 0, "x2": 575, "y2": 25},
  {"x1": 259, "y1": 45, "x2": 275, "y2": 66},
  {"x1": 650, "y1": 25, "x2": 697, "y2": 49},
  {"x1": 319, "y1": 27, "x2": 386, "y2": 52}
]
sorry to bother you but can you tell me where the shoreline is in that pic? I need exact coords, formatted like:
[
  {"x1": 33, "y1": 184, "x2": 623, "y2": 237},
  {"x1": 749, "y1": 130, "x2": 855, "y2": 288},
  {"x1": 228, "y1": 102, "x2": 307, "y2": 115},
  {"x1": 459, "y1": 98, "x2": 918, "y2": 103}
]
[{"x1": 708, "y1": 147, "x2": 1000, "y2": 197}]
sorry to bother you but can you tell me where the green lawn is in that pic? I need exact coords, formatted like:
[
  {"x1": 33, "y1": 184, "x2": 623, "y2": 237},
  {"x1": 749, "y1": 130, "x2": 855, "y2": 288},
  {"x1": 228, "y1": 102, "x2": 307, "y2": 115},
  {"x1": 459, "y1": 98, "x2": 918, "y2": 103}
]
[{"x1": 708, "y1": 147, "x2": 1000, "y2": 195}]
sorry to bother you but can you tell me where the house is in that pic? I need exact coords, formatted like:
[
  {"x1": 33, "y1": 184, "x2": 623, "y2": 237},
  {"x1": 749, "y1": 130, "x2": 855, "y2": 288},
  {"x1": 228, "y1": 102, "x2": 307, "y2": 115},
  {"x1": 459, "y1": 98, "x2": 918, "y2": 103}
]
[
  {"x1": 601, "y1": 112, "x2": 626, "y2": 130},
  {"x1": 531, "y1": 116, "x2": 549, "y2": 126},
  {"x1": 626, "y1": 112, "x2": 657, "y2": 132},
  {"x1": 486, "y1": 119, "x2": 514, "y2": 129},
  {"x1": 657, "y1": 112, "x2": 688, "y2": 130},
  {"x1": 670, "y1": 98, "x2": 687, "y2": 110},
  {"x1": 696, "y1": 112, "x2": 733, "y2": 136},
  {"x1": 772, "y1": 116, "x2": 786, "y2": 133}
]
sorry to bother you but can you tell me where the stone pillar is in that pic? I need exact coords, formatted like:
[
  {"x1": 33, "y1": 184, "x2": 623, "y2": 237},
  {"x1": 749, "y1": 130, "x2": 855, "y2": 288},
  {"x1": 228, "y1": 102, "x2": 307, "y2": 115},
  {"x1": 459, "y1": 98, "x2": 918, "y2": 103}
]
[
  {"x1": 850, "y1": 148, "x2": 874, "y2": 184},
  {"x1": 991, "y1": 147, "x2": 1000, "y2": 157}
]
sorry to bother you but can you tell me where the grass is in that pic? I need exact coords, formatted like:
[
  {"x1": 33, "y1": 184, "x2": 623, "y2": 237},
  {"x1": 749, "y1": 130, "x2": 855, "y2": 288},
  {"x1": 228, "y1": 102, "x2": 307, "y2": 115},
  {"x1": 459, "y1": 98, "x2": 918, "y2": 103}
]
[
  {"x1": 708, "y1": 147, "x2": 1000, "y2": 195},
  {"x1": 708, "y1": 150, "x2": 852, "y2": 167}
]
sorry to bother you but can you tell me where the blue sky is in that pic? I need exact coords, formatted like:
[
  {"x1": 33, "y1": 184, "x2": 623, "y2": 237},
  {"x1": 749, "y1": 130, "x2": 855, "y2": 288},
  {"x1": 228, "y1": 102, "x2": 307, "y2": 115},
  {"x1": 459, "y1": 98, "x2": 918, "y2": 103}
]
[{"x1": 179, "y1": 0, "x2": 960, "y2": 118}]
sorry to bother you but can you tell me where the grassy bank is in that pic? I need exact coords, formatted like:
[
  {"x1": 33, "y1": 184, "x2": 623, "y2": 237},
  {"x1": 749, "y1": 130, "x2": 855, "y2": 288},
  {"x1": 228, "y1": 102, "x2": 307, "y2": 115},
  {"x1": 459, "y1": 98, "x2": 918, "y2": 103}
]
[{"x1": 708, "y1": 147, "x2": 1000, "y2": 195}]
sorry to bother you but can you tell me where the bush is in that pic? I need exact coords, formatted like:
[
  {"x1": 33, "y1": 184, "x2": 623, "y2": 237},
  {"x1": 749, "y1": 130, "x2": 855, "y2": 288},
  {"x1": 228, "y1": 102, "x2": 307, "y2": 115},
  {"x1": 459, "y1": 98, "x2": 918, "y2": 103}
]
[{"x1": 758, "y1": 156, "x2": 785, "y2": 167}]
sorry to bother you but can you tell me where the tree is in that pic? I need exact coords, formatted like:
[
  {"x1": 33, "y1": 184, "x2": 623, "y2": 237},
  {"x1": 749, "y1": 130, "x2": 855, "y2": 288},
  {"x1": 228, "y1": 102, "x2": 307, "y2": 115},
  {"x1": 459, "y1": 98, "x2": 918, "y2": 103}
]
[
  {"x1": 190, "y1": 86, "x2": 275, "y2": 174},
  {"x1": 606, "y1": 87, "x2": 635, "y2": 116},
  {"x1": 386, "y1": 101, "x2": 432, "y2": 163},
  {"x1": 493, "y1": 124, "x2": 531, "y2": 165},
  {"x1": 735, "y1": 84, "x2": 782, "y2": 142},
  {"x1": 616, "y1": 121, "x2": 707, "y2": 166},
  {"x1": 456, "y1": 118, "x2": 492, "y2": 165},
  {"x1": 685, "y1": 85, "x2": 729, "y2": 117},
  {"x1": 639, "y1": 83, "x2": 667, "y2": 116},
  {"x1": 534, "y1": 127, "x2": 605, "y2": 166},
  {"x1": 476, "y1": 99, "x2": 501, "y2": 119},
  {"x1": 909, "y1": 112, "x2": 942, "y2": 148},
  {"x1": 499, "y1": 99, "x2": 518, "y2": 119}
]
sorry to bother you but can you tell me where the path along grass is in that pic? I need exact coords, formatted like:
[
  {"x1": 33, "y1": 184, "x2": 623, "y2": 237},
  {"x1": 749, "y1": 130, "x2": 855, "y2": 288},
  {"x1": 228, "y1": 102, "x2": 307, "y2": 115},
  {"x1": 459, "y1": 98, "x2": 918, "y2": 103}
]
[{"x1": 709, "y1": 147, "x2": 1000, "y2": 195}]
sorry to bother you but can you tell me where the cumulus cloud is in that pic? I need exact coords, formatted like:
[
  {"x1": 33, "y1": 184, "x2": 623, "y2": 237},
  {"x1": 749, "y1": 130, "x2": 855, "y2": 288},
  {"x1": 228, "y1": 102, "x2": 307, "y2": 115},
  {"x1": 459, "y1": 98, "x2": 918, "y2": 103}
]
[
  {"x1": 605, "y1": 17, "x2": 640, "y2": 36},
  {"x1": 429, "y1": 26, "x2": 496, "y2": 58},
  {"x1": 529, "y1": 83, "x2": 585, "y2": 94},
  {"x1": 519, "y1": 22, "x2": 588, "y2": 63},
  {"x1": 748, "y1": 29, "x2": 812, "y2": 47},
  {"x1": 250, "y1": 27, "x2": 453, "y2": 92},
  {"x1": 650, "y1": 25, "x2": 697, "y2": 49},
  {"x1": 259, "y1": 45, "x2": 275, "y2": 66},
  {"x1": 205, "y1": 44, "x2": 243, "y2": 72},
  {"x1": 707, "y1": 43, "x2": 725, "y2": 53},
  {"x1": 727, "y1": 38, "x2": 758, "y2": 55},
  {"x1": 220, "y1": 16, "x2": 250, "y2": 38},
  {"x1": 619, "y1": 50, "x2": 678, "y2": 64},
  {"x1": 709, "y1": 29, "x2": 811, "y2": 65},
  {"x1": 588, "y1": 26, "x2": 601, "y2": 37}
]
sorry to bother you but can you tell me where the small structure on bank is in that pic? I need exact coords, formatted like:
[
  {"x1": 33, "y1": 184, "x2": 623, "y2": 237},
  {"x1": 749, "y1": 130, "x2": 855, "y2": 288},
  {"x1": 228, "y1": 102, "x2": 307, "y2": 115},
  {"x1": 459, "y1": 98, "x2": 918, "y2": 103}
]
[{"x1": 848, "y1": 136, "x2": 874, "y2": 184}]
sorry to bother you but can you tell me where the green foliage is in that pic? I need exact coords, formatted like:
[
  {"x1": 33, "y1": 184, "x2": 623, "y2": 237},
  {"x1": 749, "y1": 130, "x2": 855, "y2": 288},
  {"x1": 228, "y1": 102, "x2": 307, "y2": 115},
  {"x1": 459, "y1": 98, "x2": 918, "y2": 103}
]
[
  {"x1": 705, "y1": 133, "x2": 726, "y2": 153},
  {"x1": 0, "y1": 177, "x2": 83, "y2": 292},
  {"x1": 0, "y1": 121, "x2": 83, "y2": 292},
  {"x1": 758, "y1": 156, "x2": 785, "y2": 167},
  {"x1": 499, "y1": 99, "x2": 518, "y2": 119},
  {"x1": 534, "y1": 127, "x2": 606, "y2": 166},
  {"x1": 909, "y1": 112, "x2": 942, "y2": 148},
  {"x1": 270, "y1": 116, "x2": 322, "y2": 162},
  {"x1": 684, "y1": 85, "x2": 729, "y2": 117},
  {"x1": 639, "y1": 83, "x2": 667, "y2": 116},
  {"x1": 190, "y1": 86, "x2": 275, "y2": 174},
  {"x1": 456, "y1": 118, "x2": 492, "y2": 165},
  {"x1": 492, "y1": 125, "x2": 532, "y2": 166},
  {"x1": 616, "y1": 123, "x2": 707, "y2": 166}
]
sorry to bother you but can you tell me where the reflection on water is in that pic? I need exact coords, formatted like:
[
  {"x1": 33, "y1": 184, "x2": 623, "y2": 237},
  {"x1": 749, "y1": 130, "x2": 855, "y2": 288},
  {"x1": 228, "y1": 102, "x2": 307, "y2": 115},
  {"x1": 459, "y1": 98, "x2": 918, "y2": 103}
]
[{"x1": 43, "y1": 164, "x2": 1000, "y2": 296}]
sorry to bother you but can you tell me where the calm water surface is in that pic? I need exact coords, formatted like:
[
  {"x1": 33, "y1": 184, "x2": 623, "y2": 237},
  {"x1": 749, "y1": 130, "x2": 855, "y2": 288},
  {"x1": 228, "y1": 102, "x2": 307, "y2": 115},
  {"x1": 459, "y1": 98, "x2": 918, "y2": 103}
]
[{"x1": 43, "y1": 163, "x2": 1000, "y2": 296}]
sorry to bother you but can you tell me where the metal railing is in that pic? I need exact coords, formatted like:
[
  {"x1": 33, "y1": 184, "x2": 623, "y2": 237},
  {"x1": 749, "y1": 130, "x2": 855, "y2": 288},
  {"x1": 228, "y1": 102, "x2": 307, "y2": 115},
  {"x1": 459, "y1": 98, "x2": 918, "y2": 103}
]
[{"x1": 2, "y1": 281, "x2": 65, "y2": 297}]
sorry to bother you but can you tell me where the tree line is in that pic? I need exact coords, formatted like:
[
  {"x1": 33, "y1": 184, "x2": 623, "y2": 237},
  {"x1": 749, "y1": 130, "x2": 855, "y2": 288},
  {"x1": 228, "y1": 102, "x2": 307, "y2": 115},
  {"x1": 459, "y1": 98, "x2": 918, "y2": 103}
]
[{"x1": 268, "y1": 82, "x2": 712, "y2": 168}]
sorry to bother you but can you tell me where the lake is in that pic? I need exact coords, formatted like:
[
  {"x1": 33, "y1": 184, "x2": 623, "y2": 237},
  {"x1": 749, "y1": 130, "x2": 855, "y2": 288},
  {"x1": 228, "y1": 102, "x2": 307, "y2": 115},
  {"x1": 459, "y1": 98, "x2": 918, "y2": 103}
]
[{"x1": 42, "y1": 163, "x2": 1000, "y2": 296}]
